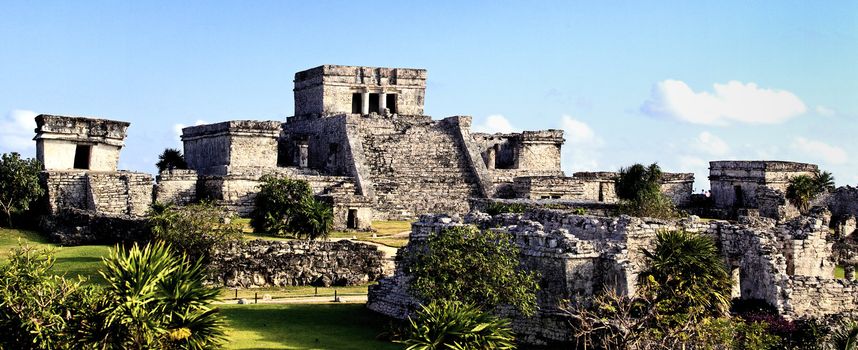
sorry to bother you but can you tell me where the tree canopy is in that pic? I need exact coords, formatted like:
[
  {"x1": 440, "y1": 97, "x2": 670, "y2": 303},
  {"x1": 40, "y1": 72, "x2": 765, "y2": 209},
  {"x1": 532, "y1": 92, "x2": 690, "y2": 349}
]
[
  {"x1": 0, "y1": 152, "x2": 43, "y2": 227},
  {"x1": 156, "y1": 148, "x2": 188, "y2": 173}
]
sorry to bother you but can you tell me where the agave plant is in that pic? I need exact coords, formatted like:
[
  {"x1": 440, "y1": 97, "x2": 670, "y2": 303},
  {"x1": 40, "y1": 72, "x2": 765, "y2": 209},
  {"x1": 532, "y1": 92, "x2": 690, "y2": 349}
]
[
  {"x1": 81, "y1": 242, "x2": 225, "y2": 350},
  {"x1": 400, "y1": 299, "x2": 516, "y2": 350}
]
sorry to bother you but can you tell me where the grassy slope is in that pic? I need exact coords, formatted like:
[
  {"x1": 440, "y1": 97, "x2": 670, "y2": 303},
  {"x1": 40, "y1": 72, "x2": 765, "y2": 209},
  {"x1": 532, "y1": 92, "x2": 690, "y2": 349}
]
[
  {"x1": 220, "y1": 303, "x2": 401, "y2": 350},
  {"x1": 0, "y1": 227, "x2": 110, "y2": 284}
]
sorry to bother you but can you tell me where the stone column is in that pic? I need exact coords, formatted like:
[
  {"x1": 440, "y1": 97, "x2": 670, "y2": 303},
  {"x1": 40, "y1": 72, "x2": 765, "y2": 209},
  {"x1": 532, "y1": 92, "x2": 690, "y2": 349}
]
[
  {"x1": 379, "y1": 91, "x2": 387, "y2": 112},
  {"x1": 486, "y1": 146, "x2": 496, "y2": 170},
  {"x1": 298, "y1": 143, "x2": 309, "y2": 168},
  {"x1": 361, "y1": 92, "x2": 369, "y2": 115}
]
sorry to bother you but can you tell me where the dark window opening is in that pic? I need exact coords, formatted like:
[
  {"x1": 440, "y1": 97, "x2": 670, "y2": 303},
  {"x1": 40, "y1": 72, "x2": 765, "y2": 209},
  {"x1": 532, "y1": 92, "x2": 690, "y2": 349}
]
[
  {"x1": 347, "y1": 209, "x2": 358, "y2": 229},
  {"x1": 351, "y1": 93, "x2": 362, "y2": 114},
  {"x1": 369, "y1": 93, "x2": 380, "y2": 114},
  {"x1": 386, "y1": 94, "x2": 397, "y2": 114},
  {"x1": 734, "y1": 185, "x2": 744, "y2": 208},
  {"x1": 551, "y1": 195, "x2": 561, "y2": 199},
  {"x1": 73, "y1": 145, "x2": 91, "y2": 170},
  {"x1": 540, "y1": 195, "x2": 551, "y2": 199}
]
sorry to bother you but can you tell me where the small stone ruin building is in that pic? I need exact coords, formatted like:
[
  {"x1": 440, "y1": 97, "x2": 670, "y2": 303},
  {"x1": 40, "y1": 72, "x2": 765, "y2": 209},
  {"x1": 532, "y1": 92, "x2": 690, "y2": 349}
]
[
  {"x1": 36, "y1": 114, "x2": 153, "y2": 217},
  {"x1": 709, "y1": 160, "x2": 818, "y2": 221}
]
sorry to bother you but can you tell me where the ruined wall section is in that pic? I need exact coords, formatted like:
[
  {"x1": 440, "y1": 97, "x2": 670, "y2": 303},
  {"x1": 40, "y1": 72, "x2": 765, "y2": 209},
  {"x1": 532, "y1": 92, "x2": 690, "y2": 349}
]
[
  {"x1": 34, "y1": 114, "x2": 129, "y2": 171},
  {"x1": 209, "y1": 239, "x2": 385, "y2": 288},
  {"x1": 356, "y1": 115, "x2": 483, "y2": 220},
  {"x1": 709, "y1": 161, "x2": 817, "y2": 209},
  {"x1": 41, "y1": 171, "x2": 153, "y2": 217},
  {"x1": 154, "y1": 170, "x2": 198, "y2": 206}
]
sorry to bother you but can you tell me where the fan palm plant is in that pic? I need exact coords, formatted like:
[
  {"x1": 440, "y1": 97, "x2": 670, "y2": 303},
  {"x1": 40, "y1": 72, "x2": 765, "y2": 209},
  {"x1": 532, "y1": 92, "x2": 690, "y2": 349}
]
[{"x1": 400, "y1": 299, "x2": 516, "y2": 350}]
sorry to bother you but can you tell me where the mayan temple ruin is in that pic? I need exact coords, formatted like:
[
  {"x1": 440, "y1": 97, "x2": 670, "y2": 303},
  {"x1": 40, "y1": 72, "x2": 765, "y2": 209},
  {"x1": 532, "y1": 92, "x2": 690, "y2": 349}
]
[{"x1": 32, "y1": 64, "x2": 858, "y2": 346}]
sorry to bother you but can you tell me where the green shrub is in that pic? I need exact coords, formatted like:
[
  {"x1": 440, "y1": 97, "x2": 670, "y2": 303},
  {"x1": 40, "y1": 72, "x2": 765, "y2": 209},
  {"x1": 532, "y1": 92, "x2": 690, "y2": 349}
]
[
  {"x1": 404, "y1": 225, "x2": 539, "y2": 316},
  {"x1": 0, "y1": 245, "x2": 93, "y2": 349},
  {"x1": 250, "y1": 175, "x2": 333, "y2": 240},
  {"x1": 149, "y1": 202, "x2": 243, "y2": 264},
  {"x1": 400, "y1": 299, "x2": 516, "y2": 350},
  {"x1": 485, "y1": 202, "x2": 527, "y2": 216}
]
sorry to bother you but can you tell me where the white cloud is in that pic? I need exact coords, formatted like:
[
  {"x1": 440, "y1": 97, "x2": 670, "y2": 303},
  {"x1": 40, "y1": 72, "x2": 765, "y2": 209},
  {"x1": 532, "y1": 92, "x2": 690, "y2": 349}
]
[
  {"x1": 172, "y1": 119, "x2": 208, "y2": 143},
  {"x1": 560, "y1": 115, "x2": 603, "y2": 172},
  {"x1": 816, "y1": 105, "x2": 836, "y2": 117},
  {"x1": 0, "y1": 110, "x2": 38, "y2": 157},
  {"x1": 676, "y1": 155, "x2": 711, "y2": 191},
  {"x1": 691, "y1": 131, "x2": 729, "y2": 156},
  {"x1": 791, "y1": 137, "x2": 848, "y2": 165},
  {"x1": 472, "y1": 114, "x2": 516, "y2": 134},
  {"x1": 641, "y1": 80, "x2": 807, "y2": 125}
]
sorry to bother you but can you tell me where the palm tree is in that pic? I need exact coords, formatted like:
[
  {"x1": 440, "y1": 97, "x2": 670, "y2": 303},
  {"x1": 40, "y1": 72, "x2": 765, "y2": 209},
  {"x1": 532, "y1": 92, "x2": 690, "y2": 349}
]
[
  {"x1": 156, "y1": 148, "x2": 188, "y2": 173},
  {"x1": 830, "y1": 321, "x2": 858, "y2": 350},
  {"x1": 787, "y1": 175, "x2": 818, "y2": 213},
  {"x1": 815, "y1": 170, "x2": 836, "y2": 193},
  {"x1": 638, "y1": 230, "x2": 732, "y2": 323}
]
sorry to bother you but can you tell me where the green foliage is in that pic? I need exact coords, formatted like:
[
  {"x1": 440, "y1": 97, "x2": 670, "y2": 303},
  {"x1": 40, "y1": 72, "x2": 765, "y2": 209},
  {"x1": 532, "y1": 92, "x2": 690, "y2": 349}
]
[
  {"x1": 484, "y1": 202, "x2": 527, "y2": 216},
  {"x1": 156, "y1": 148, "x2": 188, "y2": 173},
  {"x1": 404, "y1": 225, "x2": 539, "y2": 316},
  {"x1": 80, "y1": 241, "x2": 225, "y2": 349},
  {"x1": 400, "y1": 300, "x2": 516, "y2": 350},
  {"x1": 572, "y1": 207, "x2": 587, "y2": 215},
  {"x1": 149, "y1": 202, "x2": 243, "y2": 264},
  {"x1": 615, "y1": 163, "x2": 677, "y2": 219},
  {"x1": 638, "y1": 230, "x2": 732, "y2": 326},
  {"x1": 250, "y1": 175, "x2": 333, "y2": 240},
  {"x1": 830, "y1": 320, "x2": 858, "y2": 350},
  {"x1": 787, "y1": 170, "x2": 836, "y2": 213},
  {"x1": 0, "y1": 245, "x2": 93, "y2": 349},
  {"x1": 0, "y1": 152, "x2": 44, "y2": 227}
]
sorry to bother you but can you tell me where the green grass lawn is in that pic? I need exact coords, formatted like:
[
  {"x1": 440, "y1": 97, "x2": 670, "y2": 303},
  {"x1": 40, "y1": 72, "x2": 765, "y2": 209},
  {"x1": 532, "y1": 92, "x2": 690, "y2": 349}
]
[
  {"x1": 220, "y1": 284, "x2": 371, "y2": 301},
  {"x1": 0, "y1": 227, "x2": 110, "y2": 284},
  {"x1": 220, "y1": 303, "x2": 401, "y2": 350}
]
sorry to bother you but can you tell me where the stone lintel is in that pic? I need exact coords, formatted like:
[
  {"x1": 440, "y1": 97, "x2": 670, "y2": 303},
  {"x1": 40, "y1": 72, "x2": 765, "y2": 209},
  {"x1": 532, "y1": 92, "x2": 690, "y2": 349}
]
[{"x1": 181, "y1": 120, "x2": 282, "y2": 141}]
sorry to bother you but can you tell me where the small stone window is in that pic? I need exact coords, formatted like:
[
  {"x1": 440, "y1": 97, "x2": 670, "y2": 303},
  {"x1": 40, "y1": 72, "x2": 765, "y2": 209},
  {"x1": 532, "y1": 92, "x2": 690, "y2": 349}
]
[
  {"x1": 73, "y1": 144, "x2": 91, "y2": 170},
  {"x1": 386, "y1": 94, "x2": 397, "y2": 114},
  {"x1": 369, "y1": 93, "x2": 380, "y2": 114},
  {"x1": 351, "y1": 93, "x2": 362, "y2": 114}
]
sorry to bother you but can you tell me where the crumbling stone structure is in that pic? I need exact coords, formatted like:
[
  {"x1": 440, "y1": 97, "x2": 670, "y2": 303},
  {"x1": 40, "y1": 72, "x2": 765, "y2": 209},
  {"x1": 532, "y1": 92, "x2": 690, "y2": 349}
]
[
  {"x1": 35, "y1": 114, "x2": 153, "y2": 218},
  {"x1": 710, "y1": 160, "x2": 817, "y2": 210},
  {"x1": 368, "y1": 209, "x2": 855, "y2": 345}
]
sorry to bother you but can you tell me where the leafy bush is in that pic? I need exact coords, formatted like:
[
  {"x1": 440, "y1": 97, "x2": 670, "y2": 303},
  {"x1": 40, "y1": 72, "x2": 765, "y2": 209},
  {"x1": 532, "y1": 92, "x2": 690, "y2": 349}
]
[
  {"x1": 615, "y1": 163, "x2": 677, "y2": 219},
  {"x1": 485, "y1": 202, "x2": 527, "y2": 216},
  {"x1": 404, "y1": 225, "x2": 539, "y2": 316},
  {"x1": 250, "y1": 175, "x2": 333, "y2": 240},
  {"x1": 0, "y1": 152, "x2": 43, "y2": 227},
  {"x1": 400, "y1": 299, "x2": 516, "y2": 350},
  {"x1": 0, "y1": 245, "x2": 93, "y2": 349},
  {"x1": 149, "y1": 202, "x2": 243, "y2": 264},
  {"x1": 156, "y1": 148, "x2": 188, "y2": 173},
  {"x1": 78, "y1": 241, "x2": 225, "y2": 349}
]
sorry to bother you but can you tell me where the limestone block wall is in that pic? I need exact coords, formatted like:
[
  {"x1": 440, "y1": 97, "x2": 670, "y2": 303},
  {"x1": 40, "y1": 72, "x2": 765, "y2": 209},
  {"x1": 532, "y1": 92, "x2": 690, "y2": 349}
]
[
  {"x1": 355, "y1": 115, "x2": 483, "y2": 220},
  {"x1": 660, "y1": 173, "x2": 695, "y2": 207},
  {"x1": 515, "y1": 130, "x2": 564, "y2": 171},
  {"x1": 826, "y1": 186, "x2": 858, "y2": 220},
  {"x1": 208, "y1": 239, "x2": 385, "y2": 287},
  {"x1": 756, "y1": 186, "x2": 799, "y2": 221},
  {"x1": 782, "y1": 277, "x2": 858, "y2": 317},
  {"x1": 41, "y1": 170, "x2": 152, "y2": 217},
  {"x1": 512, "y1": 176, "x2": 587, "y2": 199},
  {"x1": 282, "y1": 115, "x2": 355, "y2": 177},
  {"x1": 155, "y1": 170, "x2": 198, "y2": 206}
]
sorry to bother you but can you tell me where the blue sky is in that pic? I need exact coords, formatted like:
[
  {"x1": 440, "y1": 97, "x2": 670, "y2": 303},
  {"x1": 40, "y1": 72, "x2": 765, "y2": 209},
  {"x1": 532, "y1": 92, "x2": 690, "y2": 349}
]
[{"x1": 1, "y1": 1, "x2": 856, "y2": 189}]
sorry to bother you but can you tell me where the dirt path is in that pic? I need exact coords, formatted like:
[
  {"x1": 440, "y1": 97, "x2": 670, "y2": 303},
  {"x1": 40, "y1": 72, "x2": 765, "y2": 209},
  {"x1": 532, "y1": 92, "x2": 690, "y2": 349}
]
[{"x1": 216, "y1": 294, "x2": 368, "y2": 305}]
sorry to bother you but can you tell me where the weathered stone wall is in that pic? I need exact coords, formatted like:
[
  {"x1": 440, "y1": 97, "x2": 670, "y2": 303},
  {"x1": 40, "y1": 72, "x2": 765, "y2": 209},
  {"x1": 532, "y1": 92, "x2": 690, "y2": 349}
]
[
  {"x1": 181, "y1": 120, "x2": 281, "y2": 175},
  {"x1": 512, "y1": 176, "x2": 587, "y2": 199},
  {"x1": 86, "y1": 172, "x2": 153, "y2": 217},
  {"x1": 826, "y1": 186, "x2": 858, "y2": 220},
  {"x1": 154, "y1": 169, "x2": 198, "y2": 206},
  {"x1": 515, "y1": 130, "x2": 564, "y2": 171},
  {"x1": 709, "y1": 160, "x2": 818, "y2": 209},
  {"x1": 41, "y1": 170, "x2": 153, "y2": 217},
  {"x1": 293, "y1": 65, "x2": 427, "y2": 117},
  {"x1": 782, "y1": 277, "x2": 858, "y2": 317},
  {"x1": 208, "y1": 239, "x2": 385, "y2": 287},
  {"x1": 756, "y1": 186, "x2": 799, "y2": 221},
  {"x1": 369, "y1": 209, "x2": 844, "y2": 345},
  {"x1": 39, "y1": 208, "x2": 151, "y2": 245},
  {"x1": 34, "y1": 114, "x2": 129, "y2": 171}
]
